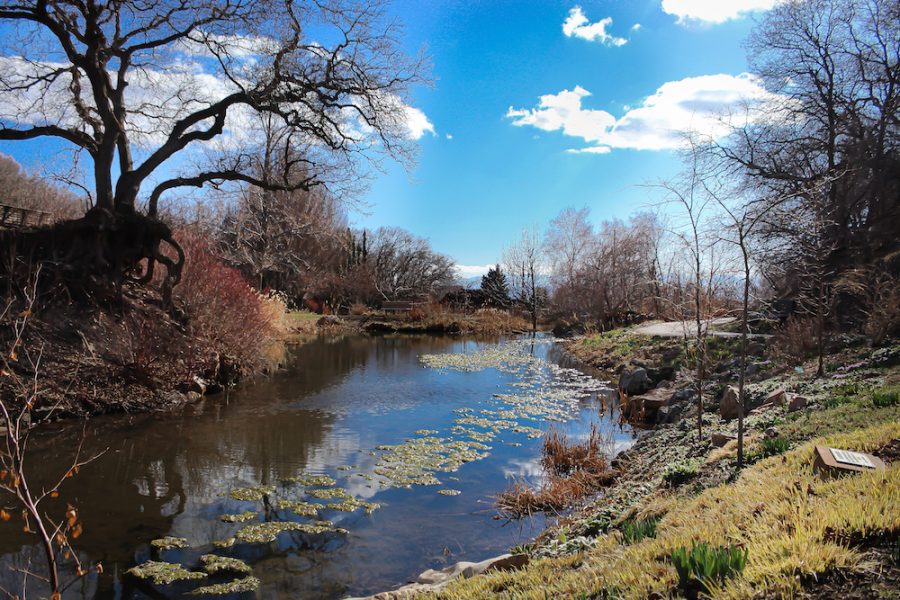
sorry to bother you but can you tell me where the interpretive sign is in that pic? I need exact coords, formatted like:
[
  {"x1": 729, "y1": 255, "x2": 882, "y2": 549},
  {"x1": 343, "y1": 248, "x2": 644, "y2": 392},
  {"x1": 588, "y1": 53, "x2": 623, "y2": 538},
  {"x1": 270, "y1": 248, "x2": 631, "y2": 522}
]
[{"x1": 813, "y1": 446, "x2": 885, "y2": 478}]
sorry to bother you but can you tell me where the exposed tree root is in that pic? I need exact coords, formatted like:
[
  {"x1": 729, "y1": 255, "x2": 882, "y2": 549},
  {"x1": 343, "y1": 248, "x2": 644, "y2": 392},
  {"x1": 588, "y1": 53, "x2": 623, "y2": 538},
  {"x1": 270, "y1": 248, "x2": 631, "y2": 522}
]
[{"x1": 0, "y1": 208, "x2": 184, "y2": 309}]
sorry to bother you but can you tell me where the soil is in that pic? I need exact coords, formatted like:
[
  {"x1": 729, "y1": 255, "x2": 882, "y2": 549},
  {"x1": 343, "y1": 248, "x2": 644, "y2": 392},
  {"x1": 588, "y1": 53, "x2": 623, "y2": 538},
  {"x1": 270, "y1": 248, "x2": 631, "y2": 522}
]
[{"x1": 2, "y1": 285, "x2": 212, "y2": 419}]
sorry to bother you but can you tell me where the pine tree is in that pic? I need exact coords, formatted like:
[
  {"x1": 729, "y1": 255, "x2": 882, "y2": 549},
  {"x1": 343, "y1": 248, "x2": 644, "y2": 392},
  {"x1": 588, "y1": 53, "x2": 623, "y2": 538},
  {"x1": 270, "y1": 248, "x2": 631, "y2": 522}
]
[{"x1": 481, "y1": 265, "x2": 511, "y2": 308}]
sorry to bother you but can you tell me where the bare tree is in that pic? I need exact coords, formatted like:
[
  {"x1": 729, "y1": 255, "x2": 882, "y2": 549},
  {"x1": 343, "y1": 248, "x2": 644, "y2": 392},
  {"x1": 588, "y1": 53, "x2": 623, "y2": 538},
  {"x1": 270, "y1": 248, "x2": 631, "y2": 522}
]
[
  {"x1": 658, "y1": 137, "x2": 717, "y2": 439},
  {"x1": 367, "y1": 227, "x2": 455, "y2": 301},
  {"x1": 544, "y1": 207, "x2": 594, "y2": 316},
  {"x1": 0, "y1": 0, "x2": 427, "y2": 296},
  {"x1": 504, "y1": 226, "x2": 543, "y2": 332},
  {"x1": 217, "y1": 116, "x2": 348, "y2": 295},
  {"x1": 722, "y1": 0, "x2": 899, "y2": 317}
]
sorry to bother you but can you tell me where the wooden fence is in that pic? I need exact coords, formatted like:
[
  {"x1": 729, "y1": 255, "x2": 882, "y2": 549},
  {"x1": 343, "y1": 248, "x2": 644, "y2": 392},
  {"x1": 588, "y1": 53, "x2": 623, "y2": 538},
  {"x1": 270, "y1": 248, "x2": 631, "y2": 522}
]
[{"x1": 0, "y1": 203, "x2": 52, "y2": 230}]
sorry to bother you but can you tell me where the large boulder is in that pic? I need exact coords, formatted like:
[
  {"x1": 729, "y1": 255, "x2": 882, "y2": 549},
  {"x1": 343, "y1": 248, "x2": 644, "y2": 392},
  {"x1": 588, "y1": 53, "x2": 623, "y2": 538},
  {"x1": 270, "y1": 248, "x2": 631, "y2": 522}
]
[
  {"x1": 787, "y1": 394, "x2": 807, "y2": 412},
  {"x1": 765, "y1": 388, "x2": 787, "y2": 406},
  {"x1": 619, "y1": 367, "x2": 651, "y2": 396},
  {"x1": 719, "y1": 385, "x2": 742, "y2": 420}
]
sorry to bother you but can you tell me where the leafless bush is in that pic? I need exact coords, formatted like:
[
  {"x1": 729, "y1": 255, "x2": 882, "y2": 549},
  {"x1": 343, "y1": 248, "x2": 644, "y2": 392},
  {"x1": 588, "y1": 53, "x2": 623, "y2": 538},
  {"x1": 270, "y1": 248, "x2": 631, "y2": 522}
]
[
  {"x1": 0, "y1": 271, "x2": 102, "y2": 599},
  {"x1": 770, "y1": 316, "x2": 818, "y2": 365}
]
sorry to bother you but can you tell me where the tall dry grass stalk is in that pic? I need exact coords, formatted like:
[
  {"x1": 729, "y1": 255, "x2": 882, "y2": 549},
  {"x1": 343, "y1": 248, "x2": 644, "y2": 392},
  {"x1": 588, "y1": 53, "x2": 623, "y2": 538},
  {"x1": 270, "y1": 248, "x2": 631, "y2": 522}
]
[{"x1": 497, "y1": 424, "x2": 617, "y2": 519}]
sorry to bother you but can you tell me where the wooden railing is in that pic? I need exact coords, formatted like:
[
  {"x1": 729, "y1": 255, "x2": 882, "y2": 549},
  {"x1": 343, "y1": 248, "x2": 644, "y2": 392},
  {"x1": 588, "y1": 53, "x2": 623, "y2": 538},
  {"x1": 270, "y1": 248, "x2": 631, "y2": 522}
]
[
  {"x1": 0, "y1": 203, "x2": 52, "y2": 230},
  {"x1": 382, "y1": 300, "x2": 427, "y2": 313}
]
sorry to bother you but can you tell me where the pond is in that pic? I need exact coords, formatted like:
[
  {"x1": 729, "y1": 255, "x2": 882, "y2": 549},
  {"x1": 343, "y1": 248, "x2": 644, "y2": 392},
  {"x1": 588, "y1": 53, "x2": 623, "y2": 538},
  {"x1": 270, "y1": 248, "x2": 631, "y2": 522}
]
[{"x1": 0, "y1": 334, "x2": 633, "y2": 599}]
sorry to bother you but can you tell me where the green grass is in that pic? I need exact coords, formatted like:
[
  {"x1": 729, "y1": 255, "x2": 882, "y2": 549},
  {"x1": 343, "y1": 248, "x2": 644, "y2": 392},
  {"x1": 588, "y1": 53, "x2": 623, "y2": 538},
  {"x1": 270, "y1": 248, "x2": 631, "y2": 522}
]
[
  {"x1": 620, "y1": 518, "x2": 659, "y2": 545},
  {"x1": 662, "y1": 460, "x2": 700, "y2": 486},
  {"x1": 670, "y1": 542, "x2": 748, "y2": 596},
  {"x1": 872, "y1": 387, "x2": 899, "y2": 408}
]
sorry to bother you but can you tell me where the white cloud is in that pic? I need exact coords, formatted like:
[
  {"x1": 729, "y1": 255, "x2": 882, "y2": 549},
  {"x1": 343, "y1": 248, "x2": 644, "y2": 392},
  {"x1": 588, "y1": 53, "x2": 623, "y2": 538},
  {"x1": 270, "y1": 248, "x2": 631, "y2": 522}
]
[
  {"x1": 631, "y1": 23, "x2": 642, "y2": 31},
  {"x1": 661, "y1": 0, "x2": 780, "y2": 24},
  {"x1": 402, "y1": 105, "x2": 435, "y2": 140},
  {"x1": 507, "y1": 73, "x2": 779, "y2": 153},
  {"x1": 455, "y1": 264, "x2": 493, "y2": 279},
  {"x1": 445, "y1": 133, "x2": 453, "y2": 140},
  {"x1": 562, "y1": 7, "x2": 628, "y2": 46}
]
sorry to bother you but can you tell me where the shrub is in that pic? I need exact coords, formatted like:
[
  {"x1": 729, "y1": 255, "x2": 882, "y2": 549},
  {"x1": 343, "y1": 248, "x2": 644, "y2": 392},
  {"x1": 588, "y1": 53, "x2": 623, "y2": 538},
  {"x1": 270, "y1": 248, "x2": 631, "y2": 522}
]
[
  {"x1": 173, "y1": 229, "x2": 286, "y2": 374},
  {"x1": 872, "y1": 387, "x2": 899, "y2": 408},
  {"x1": 770, "y1": 316, "x2": 818, "y2": 365},
  {"x1": 670, "y1": 542, "x2": 748, "y2": 597},
  {"x1": 662, "y1": 460, "x2": 700, "y2": 486},
  {"x1": 620, "y1": 518, "x2": 659, "y2": 545}
]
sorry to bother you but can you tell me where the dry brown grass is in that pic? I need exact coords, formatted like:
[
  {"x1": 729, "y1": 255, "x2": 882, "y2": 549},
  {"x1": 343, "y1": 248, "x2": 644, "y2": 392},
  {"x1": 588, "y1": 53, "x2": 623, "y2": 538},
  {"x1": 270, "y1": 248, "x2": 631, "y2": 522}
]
[
  {"x1": 498, "y1": 425, "x2": 616, "y2": 518},
  {"x1": 541, "y1": 424, "x2": 609, "y2": 476}
]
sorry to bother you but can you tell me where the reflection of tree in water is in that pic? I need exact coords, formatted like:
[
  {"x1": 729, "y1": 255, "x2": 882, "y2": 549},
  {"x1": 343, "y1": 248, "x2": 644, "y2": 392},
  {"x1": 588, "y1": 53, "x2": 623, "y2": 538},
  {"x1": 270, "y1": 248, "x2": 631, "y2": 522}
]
[{"x1": 0, "y1": 335, "x2": 503, "y2": 599}]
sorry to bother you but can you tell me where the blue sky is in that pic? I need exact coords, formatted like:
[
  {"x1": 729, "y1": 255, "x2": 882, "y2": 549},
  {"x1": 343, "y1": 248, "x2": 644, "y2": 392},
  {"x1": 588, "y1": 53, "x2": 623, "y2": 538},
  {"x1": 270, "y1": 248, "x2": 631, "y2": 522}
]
[
  {"x1": 359, "y1": 0, "x2": 774, "y2": 274},
  {"x1": 0, "y1": 0, "x2": 778, "y2": 275}
]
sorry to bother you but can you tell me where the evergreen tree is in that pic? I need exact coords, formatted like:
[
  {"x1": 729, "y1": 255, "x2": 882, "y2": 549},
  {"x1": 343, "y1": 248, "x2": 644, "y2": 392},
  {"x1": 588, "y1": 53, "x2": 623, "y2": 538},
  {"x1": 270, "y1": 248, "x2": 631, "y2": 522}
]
[{"x1": 481, "y1": 265, "x2": 511, "y2": 308}]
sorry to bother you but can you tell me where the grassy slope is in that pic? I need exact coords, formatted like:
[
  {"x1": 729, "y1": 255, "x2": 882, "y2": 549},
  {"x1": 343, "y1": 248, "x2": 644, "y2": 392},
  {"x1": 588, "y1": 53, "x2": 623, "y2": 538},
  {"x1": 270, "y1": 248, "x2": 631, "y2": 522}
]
[{"x1": 435, "y1": 347, "x2": 900, "y2": 600}]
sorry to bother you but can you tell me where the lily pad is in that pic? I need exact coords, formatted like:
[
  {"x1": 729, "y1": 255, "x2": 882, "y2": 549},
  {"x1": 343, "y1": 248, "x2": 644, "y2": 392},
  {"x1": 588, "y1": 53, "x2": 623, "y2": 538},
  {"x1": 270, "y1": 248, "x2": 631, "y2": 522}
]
[
  {"x1": 276, "y1": 500, "x2": 320, "y2": 517},
  {"x1": 220, "y1": 512, "x2": 257, "y2": 523},
  {"x1": 127, "y1": 561, "x2": 206, "y2": 585},
  {"x1": 189, "y1": 576, "x2": 260, "y2": 595},
  {"x1": 150, "y1": 536, "x2": 188, "y2": 551},
  {"x1": 282, "y1": 474, "x2": 336, "y2": 487},
  {"x1": 229, "y1": 485, "x2": 276, "y2": 502},
  {"x1": 234, "y1": 520, "x2": 344, "y2": 543},
  {"x1": 200, "y1": 554, "x2": 252, "y2": 575},
  {"x1": 307, "y1": 487, "x2": 351, "y2": 500}
]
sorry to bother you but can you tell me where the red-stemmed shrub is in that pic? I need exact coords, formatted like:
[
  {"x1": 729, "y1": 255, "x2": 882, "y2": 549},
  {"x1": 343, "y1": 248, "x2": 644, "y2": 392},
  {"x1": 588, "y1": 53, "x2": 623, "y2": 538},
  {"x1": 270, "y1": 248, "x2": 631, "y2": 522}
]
[{"x1": 173, "y1": 228, "x2": 285, "y2": 374}]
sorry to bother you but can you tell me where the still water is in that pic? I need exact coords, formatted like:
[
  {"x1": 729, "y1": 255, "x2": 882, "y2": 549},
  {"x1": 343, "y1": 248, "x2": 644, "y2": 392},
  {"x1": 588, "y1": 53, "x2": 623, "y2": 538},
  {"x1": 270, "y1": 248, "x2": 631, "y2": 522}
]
[{"x1": 0, "y1": 334, "x2": 632, "y2": 599}]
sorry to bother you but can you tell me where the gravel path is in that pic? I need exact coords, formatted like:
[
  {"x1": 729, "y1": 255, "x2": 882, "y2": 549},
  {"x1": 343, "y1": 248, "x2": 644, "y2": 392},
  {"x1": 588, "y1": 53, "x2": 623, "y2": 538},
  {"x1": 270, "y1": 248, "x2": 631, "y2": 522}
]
[{"x1": 633, "y1": 318, "x2": 770, "y2": 339}]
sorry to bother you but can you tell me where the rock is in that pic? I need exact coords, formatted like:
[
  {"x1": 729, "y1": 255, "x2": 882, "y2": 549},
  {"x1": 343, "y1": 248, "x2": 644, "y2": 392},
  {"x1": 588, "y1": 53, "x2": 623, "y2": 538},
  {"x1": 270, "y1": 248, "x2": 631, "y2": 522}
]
[
  {"x1": 670, "y1": 387, "x2": 695, "y2": 404},
  {"x1": 719, "y1": 385, "x2": 741, "y2": 420},
  {"x1": 657, "y1": 404, "x2": 683, "y2": 424},
  {"x1": 647, "y1": 365, "x2": 676, "y2": 384},
  {"x1": 185, "y1": 391, "x2": 201, "y2": 402},
  {"x1": 619, "y1": 367, "x2": 651, "y2": 396},
  {"x1": 765, "y1": 388, "x2": 787, "y2": 406},
  {"x1": 661, "y1": 347, "x2": 681, "y2": 362},
  {"x1": 655, "y1": 379, "x2": 670, "y2": 389},
  {"x1": 411, "y1": 553, "x2": 528, "y2": 589},
  {"x1": 787, "y1": 394, "x2": 807, "y2": 412},
  {"x1": 764, "y1": 426, "x2": 779, "y2": 439},
  {"x1": 189, "y1": 376, "x2": 208, "y2": 395},
  {"x1": 711, "y1": 432, "x2": 736, "y2": 447},
  {"x1": 745, "y1": 363, "x2": 759, "y2": 376},
  {"x1": 317, "y1": 315, "x2": 342, "y2": 327}
]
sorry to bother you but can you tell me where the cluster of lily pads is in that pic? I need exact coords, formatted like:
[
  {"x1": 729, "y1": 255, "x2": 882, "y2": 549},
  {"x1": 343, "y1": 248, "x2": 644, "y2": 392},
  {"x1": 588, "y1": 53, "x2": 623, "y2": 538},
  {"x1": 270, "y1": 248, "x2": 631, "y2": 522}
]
[
  {"x1": 355, "y1": 339, "x2": 609, "y2": 493},
  {"x1": 128, "y1": 475, "x2": 381, "y2": 595},
  {"x1": 127, "y1": 338, "x2": 609, "y2": 596}
]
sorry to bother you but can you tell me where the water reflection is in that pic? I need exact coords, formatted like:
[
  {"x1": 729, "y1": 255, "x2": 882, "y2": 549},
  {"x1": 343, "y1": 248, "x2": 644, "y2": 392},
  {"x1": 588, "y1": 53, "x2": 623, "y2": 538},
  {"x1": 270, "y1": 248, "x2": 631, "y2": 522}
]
[{"x1": 0, "y1": 334, "x2": 631, "y2": 599}]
